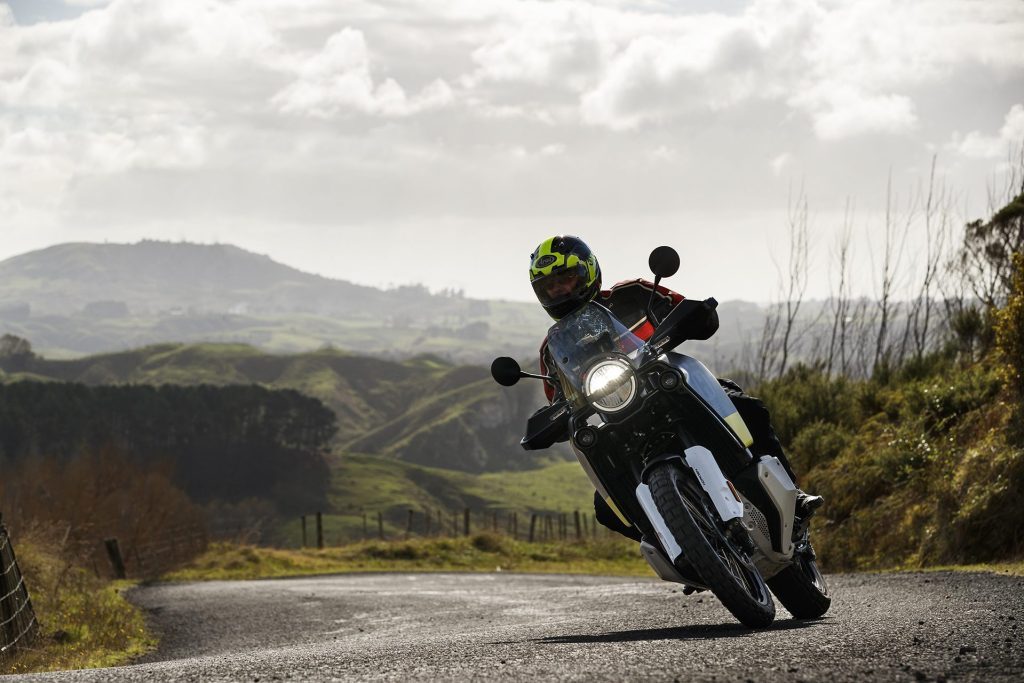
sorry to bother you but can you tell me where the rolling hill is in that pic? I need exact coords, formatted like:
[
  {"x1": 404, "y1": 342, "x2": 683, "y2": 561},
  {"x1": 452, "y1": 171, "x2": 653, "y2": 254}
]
[
  {"x1": 0, "y1": 241, "x2": 548, "y2": 363},
  {"x1": 0, "y1": 240, "x2": 764, "y2": 369}
]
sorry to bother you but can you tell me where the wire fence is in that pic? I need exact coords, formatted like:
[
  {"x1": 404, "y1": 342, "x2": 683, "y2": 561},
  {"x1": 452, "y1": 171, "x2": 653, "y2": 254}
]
[
  {"x1": 291, "y1": 508, "x2": 610, "y2": 548},
  {"x1": 0, "y1": 518, "x2": 38, "y2": 663},
  {"x1": 92, "y1": 523, "x2": 208, "y2": 580}
]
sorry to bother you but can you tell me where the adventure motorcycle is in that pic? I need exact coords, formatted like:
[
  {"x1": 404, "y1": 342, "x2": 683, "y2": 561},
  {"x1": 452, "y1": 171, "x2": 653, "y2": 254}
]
[{"x1": 490, "y1": 246, "x2": 830, "y2": 627}]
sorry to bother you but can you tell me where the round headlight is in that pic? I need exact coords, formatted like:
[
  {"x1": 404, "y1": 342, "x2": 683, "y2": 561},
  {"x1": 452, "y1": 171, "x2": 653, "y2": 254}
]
[{"x1": 584, "y1": 359, "x2": 636, "y2": 412}]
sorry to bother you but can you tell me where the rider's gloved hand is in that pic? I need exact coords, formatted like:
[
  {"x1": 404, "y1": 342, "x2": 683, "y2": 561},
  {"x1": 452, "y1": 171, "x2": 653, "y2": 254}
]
[{"x1": 686, "y1": 299, "x2": 719, "y2": 341}]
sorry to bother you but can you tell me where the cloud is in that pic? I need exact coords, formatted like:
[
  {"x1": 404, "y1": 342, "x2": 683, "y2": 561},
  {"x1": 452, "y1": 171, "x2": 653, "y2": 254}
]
[
  {"x1": 789, "y1": 85, "x2": 918, "y2": 140},
  {"x1": 272, "y1": 28, "x2": 454, "y2": 118},
  {"x1": 0, "y1": 0, "x2": 1022, "y2": 292},
  {"x1": 770, "y1": 152, "x2": 791, "y2": 176},
  {"x1": 949, "y1": 104, "x2": 1024, "y2": 159}
]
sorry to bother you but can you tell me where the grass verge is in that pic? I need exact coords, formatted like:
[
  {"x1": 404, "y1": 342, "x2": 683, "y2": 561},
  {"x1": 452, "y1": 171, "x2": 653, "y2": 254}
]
[
  {"x1": 166, "y1": 534, "x2": 651, "y2": 582},
  {"x1": 0, "y1": 537, "x2": 154, "y2": 676}
]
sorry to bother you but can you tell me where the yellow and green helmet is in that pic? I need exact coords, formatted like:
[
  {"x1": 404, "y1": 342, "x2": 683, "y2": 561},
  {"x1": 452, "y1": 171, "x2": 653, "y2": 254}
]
[{"x1": 529, "y1": 235, "x2": 602, "y2": 320}]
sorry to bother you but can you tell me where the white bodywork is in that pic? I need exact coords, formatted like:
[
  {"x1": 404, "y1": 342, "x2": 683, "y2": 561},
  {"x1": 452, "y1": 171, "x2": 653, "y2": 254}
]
[
  {"x1": 683, "y1": 445, "x2": 744, "y2": 522},
  {"x1": 636, "y1": 451, "x2": 799, "y2": 582},
  {"x1": 636, "y1": 482, "x2": 683, "y2": 562}
]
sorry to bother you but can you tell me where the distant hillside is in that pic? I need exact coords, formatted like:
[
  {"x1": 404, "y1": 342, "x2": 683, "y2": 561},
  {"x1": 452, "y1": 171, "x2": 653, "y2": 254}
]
[
  {"x1": 0, "y1": 241, "x2": 380, "y2": 316},
  {"x1": 0, "y1": 240, "x2": 550, "y2": 363},
  {"x1": 0, "y1": 241, "x2": 765, "y2": 368},
  {"x1": 0, "y1": 342, "x2": 564, "y2": 473}
]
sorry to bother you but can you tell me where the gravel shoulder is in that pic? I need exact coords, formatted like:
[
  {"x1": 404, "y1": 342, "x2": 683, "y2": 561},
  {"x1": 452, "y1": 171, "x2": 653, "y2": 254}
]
[{"x1": 14, "y1": 571, "x2": 1024, "y2": 682}]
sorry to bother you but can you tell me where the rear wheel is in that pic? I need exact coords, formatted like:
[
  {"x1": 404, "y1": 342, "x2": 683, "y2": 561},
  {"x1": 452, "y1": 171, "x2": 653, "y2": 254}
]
[
  {"x1": 647, "y1": 462, "x2": 775, "y2": 628},
  {"x1": 767, "y1": 541, "x2": 831, "y2": 619}
]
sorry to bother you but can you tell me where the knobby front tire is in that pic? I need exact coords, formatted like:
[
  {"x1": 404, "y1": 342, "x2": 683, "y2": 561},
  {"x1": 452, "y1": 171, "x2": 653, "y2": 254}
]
[
  {"x1": 647, "y1": 462, "x2": 776, "y2": 628},
  {"x1": 767, "y1": 548, "x2": 831, "y2": 619}
]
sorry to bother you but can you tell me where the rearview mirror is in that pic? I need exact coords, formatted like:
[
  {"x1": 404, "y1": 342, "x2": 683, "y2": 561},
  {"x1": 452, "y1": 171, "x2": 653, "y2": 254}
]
[
  {"x1": 490, "y1": 356, "x2": 523, "y2": 386},
  {"x1": 648, "y1": 246, "x2": 680, "y2": 279}
]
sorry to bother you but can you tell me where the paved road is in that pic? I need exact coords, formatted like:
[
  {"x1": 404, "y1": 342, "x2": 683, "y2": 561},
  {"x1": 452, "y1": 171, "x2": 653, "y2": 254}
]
[{"x1": 18, "y1": 571, "x2": 1024, "y2": 681}]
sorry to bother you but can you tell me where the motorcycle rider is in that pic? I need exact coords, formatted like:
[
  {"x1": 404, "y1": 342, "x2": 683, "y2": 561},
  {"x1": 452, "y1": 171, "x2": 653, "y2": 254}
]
[{"x1": 529, "y1": 235, "x2": 823, "y2": 542}]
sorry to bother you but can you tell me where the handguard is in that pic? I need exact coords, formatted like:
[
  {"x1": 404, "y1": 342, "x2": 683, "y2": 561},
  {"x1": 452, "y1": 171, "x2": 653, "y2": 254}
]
[
  {"x1": 647, "y1": 298, "x2": 719, "y2": 353},
  {"x1": 520, "y1": 400, "x2": 571, "y2": 450}
]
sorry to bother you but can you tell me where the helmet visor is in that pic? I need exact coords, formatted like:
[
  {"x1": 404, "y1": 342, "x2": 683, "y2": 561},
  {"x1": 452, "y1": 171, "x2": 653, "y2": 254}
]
[{"x1": 532, "y1": 265, "x2": 588, "y2": 309}]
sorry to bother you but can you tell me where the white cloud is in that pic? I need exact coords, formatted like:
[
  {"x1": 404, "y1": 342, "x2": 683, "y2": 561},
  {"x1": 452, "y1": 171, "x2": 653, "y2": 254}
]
[
  {"x1": 790, "y1": 85, "x2": 918, "y2": 140},
  {"x1": 0, "y1": 0, "x2": 1022, "y2": 303},
  {"x1": 770, "y1": 152, "x2": 791, "y2": 176},
  {"x1": 949, "y1": 104, "x2": 1024, "y2": 159},
  {"x1": 272, "y1": 28, "x2": 454, "y2": 118}
]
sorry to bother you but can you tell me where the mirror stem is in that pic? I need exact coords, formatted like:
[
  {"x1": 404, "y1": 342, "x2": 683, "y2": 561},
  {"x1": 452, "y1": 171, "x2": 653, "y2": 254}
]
[{"x1": 646, "y1": 275, "x2": 663, "y2": 328}]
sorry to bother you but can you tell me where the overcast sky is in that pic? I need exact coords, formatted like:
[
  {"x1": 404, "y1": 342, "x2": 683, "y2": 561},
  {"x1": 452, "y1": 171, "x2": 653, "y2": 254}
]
[{"x1": 1, "y1": 0, "x2": 1022, "y2": 303}]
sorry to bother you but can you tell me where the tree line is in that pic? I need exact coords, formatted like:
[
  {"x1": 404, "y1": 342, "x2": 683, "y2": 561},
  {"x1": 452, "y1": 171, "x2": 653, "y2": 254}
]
[{"x1": 0, "y1": 382, "x2": 336, "y2": 513}]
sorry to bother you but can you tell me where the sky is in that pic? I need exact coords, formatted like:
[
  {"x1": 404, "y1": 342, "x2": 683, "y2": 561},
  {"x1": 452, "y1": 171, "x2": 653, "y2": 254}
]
[{"x1": 1, "y1": 0, "x2": 1022, "y2": 303}]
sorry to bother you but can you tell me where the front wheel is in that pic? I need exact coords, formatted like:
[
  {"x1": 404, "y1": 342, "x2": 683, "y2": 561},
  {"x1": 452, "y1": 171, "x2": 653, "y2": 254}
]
[
  {"x1": 647, "y1": 462, "x2": 776, "y2": 628},
  {"x1": 767, "y1": 542, "x2": 831, "y2": 619}
]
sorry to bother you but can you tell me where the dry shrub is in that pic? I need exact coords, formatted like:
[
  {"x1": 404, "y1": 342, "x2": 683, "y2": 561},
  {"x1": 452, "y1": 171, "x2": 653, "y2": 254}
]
[{"x1": 0, "y1": 446, "x2": 206, "y2": 577}]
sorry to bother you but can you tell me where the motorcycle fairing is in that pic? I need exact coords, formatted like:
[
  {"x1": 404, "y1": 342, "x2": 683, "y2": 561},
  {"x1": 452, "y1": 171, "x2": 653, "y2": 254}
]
[
  {"x1": 636, "y1": 482, "x2": 682, "y2": 562},
  {"x1": 670, "y1": 354, "x2": 754, "y2": 449},
  {"x1": 683, "y1": 445, "x2": 744, "y2": 522},
  {"x1": 570, "y1": 440, "x2": 633, "y2": 527}
]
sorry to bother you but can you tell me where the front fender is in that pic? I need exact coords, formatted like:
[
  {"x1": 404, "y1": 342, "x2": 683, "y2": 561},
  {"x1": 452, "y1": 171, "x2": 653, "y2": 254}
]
[{"x1": 639, "y1": 447, "x2": 743, "y2": 527}]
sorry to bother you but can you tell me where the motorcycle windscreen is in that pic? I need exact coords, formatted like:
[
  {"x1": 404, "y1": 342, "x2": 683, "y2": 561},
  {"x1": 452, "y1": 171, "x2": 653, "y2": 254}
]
[
  {"x1": 673, "y1": 354, "x2": 754, "y2": 448},
  {"x1": 545, "y1": 302, "x2": 645, "y2": 409}
]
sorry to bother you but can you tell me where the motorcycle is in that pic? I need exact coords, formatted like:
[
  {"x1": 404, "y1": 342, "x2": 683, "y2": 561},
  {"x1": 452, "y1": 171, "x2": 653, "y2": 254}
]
[{"x1": 490, "y1": 246, "x2": 830, "y2": 627}]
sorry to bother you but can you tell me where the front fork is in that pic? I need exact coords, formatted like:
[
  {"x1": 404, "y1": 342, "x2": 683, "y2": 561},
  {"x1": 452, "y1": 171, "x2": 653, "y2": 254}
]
[{"x1": 635, "y1": 445, "x2": 754, "y2": 569}]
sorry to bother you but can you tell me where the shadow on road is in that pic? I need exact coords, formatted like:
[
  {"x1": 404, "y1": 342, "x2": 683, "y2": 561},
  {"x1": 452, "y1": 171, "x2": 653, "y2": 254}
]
[{"x1": 530, "y1": 619, "x2": 830, "y2": 645}]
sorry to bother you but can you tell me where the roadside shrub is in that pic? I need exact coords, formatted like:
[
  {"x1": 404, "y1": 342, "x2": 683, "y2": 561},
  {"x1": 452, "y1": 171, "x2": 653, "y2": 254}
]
[
  {"x1": 788, "y1": 420, "x2": 850, "y2": 474},
  {"x1": 0, "y1": 447, "x2": 207, "y2": 582},
  {"x1": 995, "y1": 252, "x2": 1024, "y2": 432},
  {"x1": 471, "y1": 532, "x2": 507, "y2": 553},
  {"x1": 754, "y1": 365, "x2": 856, "y2": 445}
]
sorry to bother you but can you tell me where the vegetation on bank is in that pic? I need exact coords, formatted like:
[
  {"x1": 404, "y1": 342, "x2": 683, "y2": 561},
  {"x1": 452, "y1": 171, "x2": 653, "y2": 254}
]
[
  {"x1": 0, "y1": 535, "x2": 152, "y2": 676},
  {"x1": 758, "y1": 354, "x2": 1022, "y2": 571},
  {"x1": 166, "y1": 534, "x2": 648, "y2": 582},
  {"x1": 752, "y1": 195, "x2": 1024, "y2": 571}
]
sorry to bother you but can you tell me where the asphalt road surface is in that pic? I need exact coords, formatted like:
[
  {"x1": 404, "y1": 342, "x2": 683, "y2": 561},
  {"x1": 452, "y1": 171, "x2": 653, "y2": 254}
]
[{"x1": 18, "y1": 571, "x2": 1024, "y2": 682}]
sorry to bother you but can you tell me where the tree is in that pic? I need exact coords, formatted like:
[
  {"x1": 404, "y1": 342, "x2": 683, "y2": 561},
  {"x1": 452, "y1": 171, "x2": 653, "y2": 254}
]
[
  {"x1": 959, "y1": 148, "x2": 1024, "y2": 308},
  {"x1": 0, "y1": 334, "x2": 32, "y2": 358}
]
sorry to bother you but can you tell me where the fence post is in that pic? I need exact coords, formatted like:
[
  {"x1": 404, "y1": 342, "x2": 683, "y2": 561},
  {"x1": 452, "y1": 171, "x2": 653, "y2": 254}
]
[
  {"x1": 529, "y1": 514, "x2": 537, "y2": 542},
  {"x1": 574, "y1": 510, "x2": 582, "y2": 540},
  {"x1": 406, "y1": 509, "x2": 414, "y2": 540},
  {"x1": 492, "y1": 511, "x2": 498, "y2": 533},
  {"x1": 301, "y1": 515, "x2": 307, "y2": 548},
  {"x1": 463, "y1": 508, "x2": 470, "y2": 537},
  {"x1": 104, "y1": 538, "x2": 127, "y2": 579},
  {"x1": 316, "y1": 512, "x2": 324, "y2": 550},
  {"x1": 513, "y1": 512, "x2": 518, "y2": 540},
  {"x1": 378, "y1": 512, "x2": 385, "y2": 540},
  {"x1": 424, "y1": 509, "x2": 432, "y2": 536},
  {"x1": 362, "y1": 512, "x2": 368, "y2": 540}
]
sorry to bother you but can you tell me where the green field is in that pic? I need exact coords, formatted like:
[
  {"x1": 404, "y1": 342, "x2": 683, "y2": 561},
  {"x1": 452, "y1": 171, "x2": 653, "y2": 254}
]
[{"x1": 265, "y1": 454, "x2": 598, "y2": 547}]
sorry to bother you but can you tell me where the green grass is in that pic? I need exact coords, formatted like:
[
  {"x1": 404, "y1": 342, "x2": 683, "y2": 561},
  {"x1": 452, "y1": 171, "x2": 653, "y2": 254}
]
[
  {"x1": 333, "y1": 454, "x2": 593, "y2": 511},
  {"x1": 264, "y1": 454, "x2": 596, "y2": 547},
  {"x1": 166, "y1": 535, "x2": 650, "y2": 582},
  {"x1": 0, "y1": 540, "x2": 154, "y2": 676}
]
